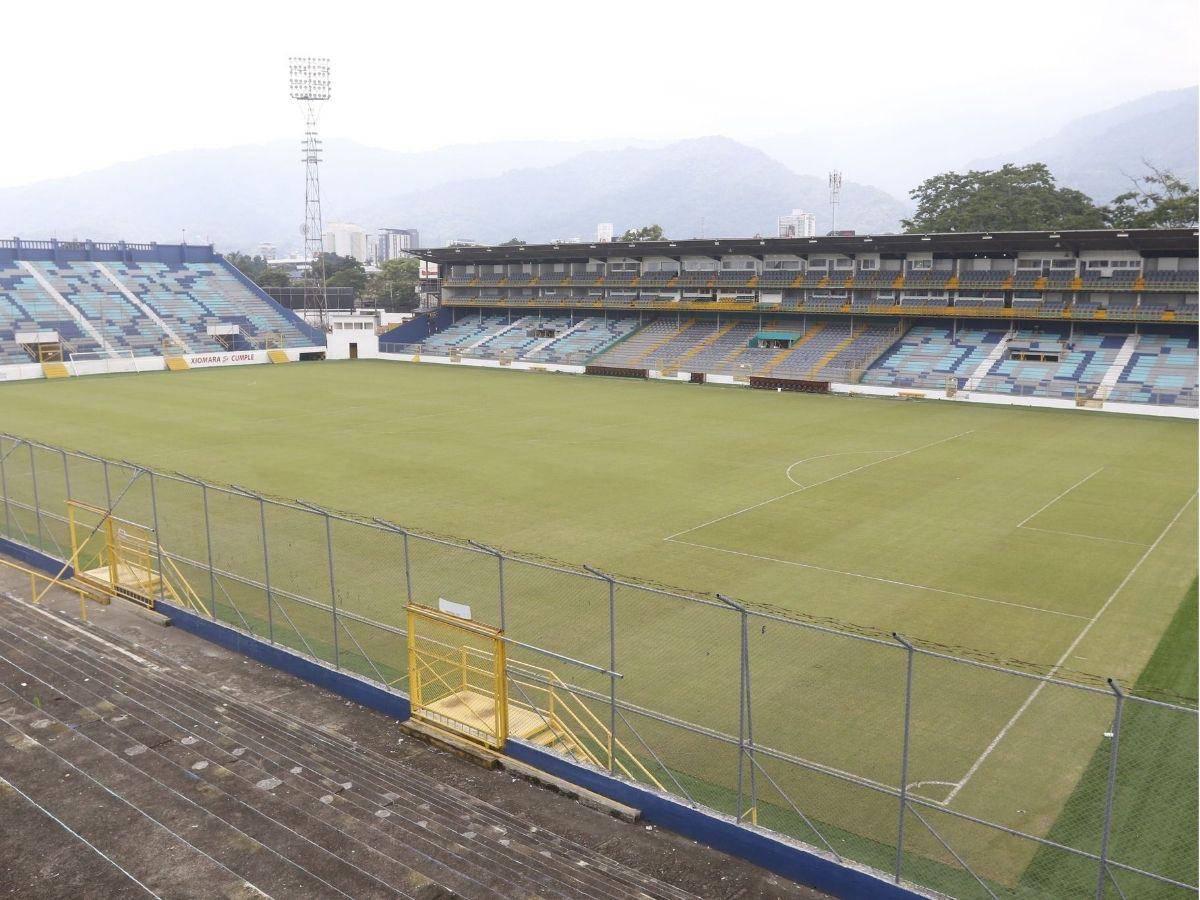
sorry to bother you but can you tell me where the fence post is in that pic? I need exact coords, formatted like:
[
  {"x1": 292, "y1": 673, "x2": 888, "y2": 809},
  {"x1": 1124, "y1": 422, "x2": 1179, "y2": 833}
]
[
  {"x1": 298, "y1": 508, "x2": 338, "y2": 672},
  {"x1": 148, "y1": 471, "x2": 168, "y2": 607},
  {"x1": 469, "y1": 540, "x2": 505, "y2": 630},
  {"x1": 60, "y1": 449, "x2": 71, "y2": 501},
  {"x1": 718, "y1": 594, "x2": 753, "y2": 823},
  {"x1": 28, "y1": 443, "x2": 43, "y2": 548},
  {"x1": 200, "y1": 482, "x2": 216, "y2": 619},
  {"x1": 0, "y1": 440, "x2": 11, "y2": 538},
  {"x1": 243, "y1": 491, "x2": 274, "y2": 644},
  {"x1": 1096, "y1": 678, "x2": 1125, "y2": 900},
  {"x1": 893, "y1": 633, "x2": 916, "y2": 884},
  {"x1": 102, "y1": 458, "x2": 112, "y2": 510},
  {"x1": 585, "y1": 565, "x2": 618, "y2": 773}
]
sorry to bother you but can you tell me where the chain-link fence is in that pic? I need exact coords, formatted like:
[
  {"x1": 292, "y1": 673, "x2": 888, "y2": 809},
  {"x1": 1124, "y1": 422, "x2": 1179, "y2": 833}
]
[{"x1": 0, "y1": 430, "x2": 1194, "y2": 899}]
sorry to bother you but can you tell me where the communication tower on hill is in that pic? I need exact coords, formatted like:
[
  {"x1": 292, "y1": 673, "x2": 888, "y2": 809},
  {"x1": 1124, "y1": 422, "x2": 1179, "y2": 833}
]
[
  {"x1": 288, "y1": 57, "x2": 332, "y2": 326},
  {"x1": 828, "y1": 170, "x2": 843, "y2": 236}
]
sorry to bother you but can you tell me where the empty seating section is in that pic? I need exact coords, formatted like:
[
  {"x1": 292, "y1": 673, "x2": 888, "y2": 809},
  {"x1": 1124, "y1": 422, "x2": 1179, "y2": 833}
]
[
  {"x1": 0, "y1": 265, "x2": 95, "y2": 361},
  {"x1": 1114, "y1": 334, "x2": 1199, "y2": 405},
  {"x1": 982, "y1": 331, "x2": 1123, "y2": 398},
  {"x1": 862, "y1": 327, "x2": 1005, "y2": 388},
  {"x1": 417, "y1": 315, "x2": 510, "y2": 353},
  {"x1": 523, "y1": 318, "x2": 639, "y2": 363},
  {"x1": 29, "y1": 262, "x2": 162, "y2": 357},
  {"x1": 107, "y1": 263, "x2": 234, "y2": 352},
  {"x1": 413, "y1": 310, "x2": 1195, "y2": 407},
  {"x1": 175, "y1": 263, "x2": 313, "y2": 347},
  {"x1": 0, "y1": 256, "x2": 318, "y2": 364}
]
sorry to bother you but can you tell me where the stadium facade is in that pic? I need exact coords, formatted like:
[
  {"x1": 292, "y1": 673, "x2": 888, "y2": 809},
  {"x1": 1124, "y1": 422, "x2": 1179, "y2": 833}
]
[{"x1": 391, "y1": 228, "x2": 1198, "y2": 414}]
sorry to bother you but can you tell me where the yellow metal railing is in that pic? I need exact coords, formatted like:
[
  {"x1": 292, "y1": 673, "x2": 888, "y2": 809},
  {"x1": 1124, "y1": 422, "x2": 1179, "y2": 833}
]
[
  {"x1": 464, "y1": 645, "x2": 666, "y2": 791},
  {"x1": 0, "y1": 557, "x2": 103, "y2": 621}
]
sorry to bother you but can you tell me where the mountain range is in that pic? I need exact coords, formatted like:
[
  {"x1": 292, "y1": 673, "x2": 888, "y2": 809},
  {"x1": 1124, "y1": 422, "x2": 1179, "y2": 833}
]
[{"x1": 0, "y1": 86, "x2": 1194, "y2": 252}]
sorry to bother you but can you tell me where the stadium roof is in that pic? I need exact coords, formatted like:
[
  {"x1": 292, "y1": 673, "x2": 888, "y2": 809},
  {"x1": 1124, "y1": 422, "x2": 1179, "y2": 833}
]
[{"x1": 411, "y1": 228, "x2": 1199, "y2": 264}]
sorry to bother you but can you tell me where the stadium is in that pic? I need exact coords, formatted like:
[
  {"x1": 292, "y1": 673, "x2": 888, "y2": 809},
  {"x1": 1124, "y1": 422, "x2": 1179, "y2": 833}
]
[{"x1": 0, "y1": 219, "x2": 1196, "y2": 899}]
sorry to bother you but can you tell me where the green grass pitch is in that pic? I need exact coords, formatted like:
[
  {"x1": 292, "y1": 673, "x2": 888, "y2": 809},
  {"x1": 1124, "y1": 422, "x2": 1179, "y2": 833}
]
[{"x1": 1, "y1": 360, "x2": 1195, "y2": 896}]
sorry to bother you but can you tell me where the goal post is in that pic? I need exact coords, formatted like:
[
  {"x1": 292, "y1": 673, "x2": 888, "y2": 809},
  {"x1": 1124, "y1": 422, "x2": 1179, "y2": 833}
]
[{"x1": 68, "y1": 349, "x2": 142, "y2": 377}]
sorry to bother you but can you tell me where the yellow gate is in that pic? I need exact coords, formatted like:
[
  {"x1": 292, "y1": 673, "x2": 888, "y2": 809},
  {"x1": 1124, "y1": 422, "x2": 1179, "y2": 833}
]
[
  {"x1": 406, "y1": 604, "x2": 508, "y2": 749},
  {"x1": 66, "y1": 500, "x2": 208, "y2": 615}
]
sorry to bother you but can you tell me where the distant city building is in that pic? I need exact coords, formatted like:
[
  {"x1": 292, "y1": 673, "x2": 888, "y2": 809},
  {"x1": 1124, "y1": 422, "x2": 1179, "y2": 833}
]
[
  {"x1": 596, "y1": 223, "x2": 614, "y2": 243},
  {"x1": 257, "y1": 242, "x2": 277, "y2": 261},
  {"x1": 322, "y1": 222, "x2": 369, "y2": 262},
  {"x1": 778, "y1": 210, "x2": 816, "y2": 239},
  {"x1": 376, "y1": 228, "x2": 420, "y2": 262}
]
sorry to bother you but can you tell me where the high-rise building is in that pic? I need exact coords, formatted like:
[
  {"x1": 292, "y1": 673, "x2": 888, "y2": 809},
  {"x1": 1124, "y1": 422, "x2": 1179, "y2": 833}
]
[
  {"x1": 322, "y1": 222, "x2": 370, "y2": 262},
  {"x1": 596, "y1": 223, "x2": 614, "y2": 243},
  {"x1": 376, "y1": 228, "x2": 420, "y2": 263},
  {"x1": 777, "y1": 210, "x2": 816, "y2": 239},
  {"x1": 257, "y1": 242, "x2": 277, "y2": 261}
]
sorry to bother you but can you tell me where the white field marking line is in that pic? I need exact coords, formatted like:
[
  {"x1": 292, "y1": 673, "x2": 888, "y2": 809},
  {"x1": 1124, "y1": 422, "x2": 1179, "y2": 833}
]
[
  {"x1": 5, "y1": 594, "x2": 154, "y2": 668},
  {"x1": 942, "y1": 491, "x2": 1198, "y2": 806},
  {"x1": 1019, "y1": 525, "x2": 1148, "y2": 548},
  {"x1": 1015, "y1": 468, "x2": 1149, "y2": 547},
  {"x1": 664, "y1": 431, "x2": 975, "y2": 542},
  {"x1": 1014, "y1": 467, "x2": 1104, "y2": 529},
  {"x1": 667, "y1": 539, "x2": 1088, "y2": 620}
]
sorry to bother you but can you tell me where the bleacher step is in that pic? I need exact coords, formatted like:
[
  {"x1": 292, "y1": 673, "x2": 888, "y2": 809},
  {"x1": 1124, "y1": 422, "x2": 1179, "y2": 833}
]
[
  {"x1": 0, "y1": 595, "x2": 690, "y2": 900},
  {"x1": 1093, "y1": 334, "x2": 1140, "y2": 401},
  {"x1": 963, "y1": 330, "x2": 1014, "y2": 391}
]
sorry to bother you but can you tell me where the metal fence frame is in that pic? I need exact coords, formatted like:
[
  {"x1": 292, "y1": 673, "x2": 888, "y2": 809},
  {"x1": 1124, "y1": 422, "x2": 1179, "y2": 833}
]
[{"x1": 0, "y1": 430, "x2": 1194, "y2": 899}]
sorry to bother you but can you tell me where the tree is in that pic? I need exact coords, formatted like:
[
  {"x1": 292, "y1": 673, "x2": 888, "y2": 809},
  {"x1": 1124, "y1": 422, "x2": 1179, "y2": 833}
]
[
  {"x1": 500, "y1": 237, "x2": 527, "y2": 246},
  {"x1": 326, "y1": 264, "x2": 367, "y2": 293},
  {"x1": 903, "y1": 163, "x2": 1107, "y2": 233},
  {"x1": 224, "y1": 251, "x2": 270, "y2": 282},
  {"x1": 1103, "y1": 164, "x2": 1199, "y2": 228},
  {"x1": 364, "y1": 257, "x2": 420, "y2": 309},
  {"x1": 256, "y1": 267, "x2": 291, "y2": 288},
  {"x1": 619, "y1": 224, "x2": 666, "y2": 241},
  {"x1": 312, "y1": 252, "x2": 362, "y2": 282}
]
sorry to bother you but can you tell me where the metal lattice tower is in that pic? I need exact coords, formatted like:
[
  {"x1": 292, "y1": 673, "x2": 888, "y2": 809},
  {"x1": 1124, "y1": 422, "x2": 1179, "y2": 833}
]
[
  {"x1": 828, "y1": 170, "x2": 843, "y2": 236},
  {"x1": 288, "y1": 57, "x2": 331, "y2": 325}
]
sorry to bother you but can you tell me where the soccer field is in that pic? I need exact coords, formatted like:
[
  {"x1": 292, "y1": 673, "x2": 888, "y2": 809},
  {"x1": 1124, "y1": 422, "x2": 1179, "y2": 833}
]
[{"x1": 1, "y1": 360, "x2": 1196, "y2": 895}]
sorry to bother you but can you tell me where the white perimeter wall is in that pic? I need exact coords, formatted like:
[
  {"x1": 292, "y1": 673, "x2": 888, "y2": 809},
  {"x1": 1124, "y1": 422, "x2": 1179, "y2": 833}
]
[{"x1": 0, "y1": 347, "x2": 324, "y2": 382}]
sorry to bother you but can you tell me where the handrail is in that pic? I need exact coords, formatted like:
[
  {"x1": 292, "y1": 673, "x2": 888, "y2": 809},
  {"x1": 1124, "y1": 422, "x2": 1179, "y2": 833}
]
[
  {"x1": 462, "y1": 644, "x2": 665, "y2": 789},
  {"x1": 0, "y1": 557, "x2": 99, "y2": 621}
]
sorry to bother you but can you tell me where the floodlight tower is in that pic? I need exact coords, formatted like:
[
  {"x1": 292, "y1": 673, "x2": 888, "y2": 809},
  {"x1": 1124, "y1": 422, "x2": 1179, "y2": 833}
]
[
  {"x1": 288, "y1": 56, "x2": 331, "y2": 325},
  {"x1": 828, "y1": 170, "x2": 843, "y2": 235}
]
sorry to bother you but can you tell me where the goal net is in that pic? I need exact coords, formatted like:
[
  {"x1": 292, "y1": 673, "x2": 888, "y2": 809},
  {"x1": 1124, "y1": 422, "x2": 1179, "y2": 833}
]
[{"x1": 68, "y1": 349, "x2": 143, "y2": 377}]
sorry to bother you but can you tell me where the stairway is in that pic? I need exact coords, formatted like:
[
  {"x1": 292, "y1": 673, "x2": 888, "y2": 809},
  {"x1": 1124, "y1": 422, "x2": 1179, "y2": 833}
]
[
  {"x1": 165, "y1": 356, "x2": 190, "y2": 372},
  {"x1": 41, "y1": 361, "x2": 70, "y2": 379},
  {"x1": 466, "y1": 318, "x2": 527, "y2": 350},
  {"x1": 670, "y1": 321, "x2": 736, "y2": 367},
  {"x1": 805, "y1": 328, "x2": 861, "y2": 379},
  {"x1": 267, "y1": 349, "x2": 290, "y2": 364},
  {"x1": 1092, "y1": 334, "x2": 1140, "y2": 401},
  {"x1": 94, "y1": 262, "x2": 193, "y2": 354},
  {"x1": 17, "y1": 261, "x2": 117, "y2": 357},
  {"x1": 628, "y1": 320, "x2": 695, "y2": 366},
  {"x1": 963, "y1": 330, "x2": 1014, "y2": 390},
  {"x1": 0, "y1": 592, "x2": 695, "y2": 900},
  {"x1": 520, "y1": 318, "x2": 590, "y2": 360},
  {"x1": 760, "y1": 324, "x2": 825, "y2": 377}
]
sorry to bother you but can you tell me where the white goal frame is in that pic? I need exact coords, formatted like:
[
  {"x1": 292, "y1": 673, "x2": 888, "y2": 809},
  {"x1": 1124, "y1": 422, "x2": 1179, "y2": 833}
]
[{"x1": 68, "y1": 349, "x2": 144, "y2": 377}]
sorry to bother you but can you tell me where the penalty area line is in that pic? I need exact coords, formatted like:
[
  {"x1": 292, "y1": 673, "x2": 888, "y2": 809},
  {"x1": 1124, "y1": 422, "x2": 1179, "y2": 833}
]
[
  {"x1": 663, "y1": 430, "x2": 975, "y2": 542},
  {"x1": 942, "y1": 490, "x2": 1198, "y2": 806},
  {"x1": 665, "y1": 538, "x2": 1088, "y2": 621}
]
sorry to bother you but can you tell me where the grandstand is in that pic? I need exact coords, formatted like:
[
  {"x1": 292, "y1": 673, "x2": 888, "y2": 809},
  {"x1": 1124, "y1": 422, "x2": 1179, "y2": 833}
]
[
  {"x1": 404, "y1": 228, "x2": 1199, "y2": 410},
  {"x1": 0, "y1": 239, "x2": 324, "y2": 377}
]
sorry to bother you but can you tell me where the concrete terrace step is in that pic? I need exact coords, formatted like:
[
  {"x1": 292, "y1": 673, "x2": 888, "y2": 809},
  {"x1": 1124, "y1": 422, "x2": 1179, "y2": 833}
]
[{"x1": 0, "y1": 594, "x2": 696, "y2": 900}]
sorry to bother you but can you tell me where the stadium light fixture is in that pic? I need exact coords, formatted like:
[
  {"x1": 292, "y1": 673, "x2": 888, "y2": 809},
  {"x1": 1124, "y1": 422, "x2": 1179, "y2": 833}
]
[{"x1": 288, "y1": 57, "x2": 331, "y2": 101}]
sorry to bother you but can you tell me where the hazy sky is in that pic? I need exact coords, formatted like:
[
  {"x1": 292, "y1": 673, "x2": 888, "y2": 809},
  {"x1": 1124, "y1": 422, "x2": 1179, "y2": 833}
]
[{"x1": 2, "y1": 0, "x2": 1196, "y2": 189}]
